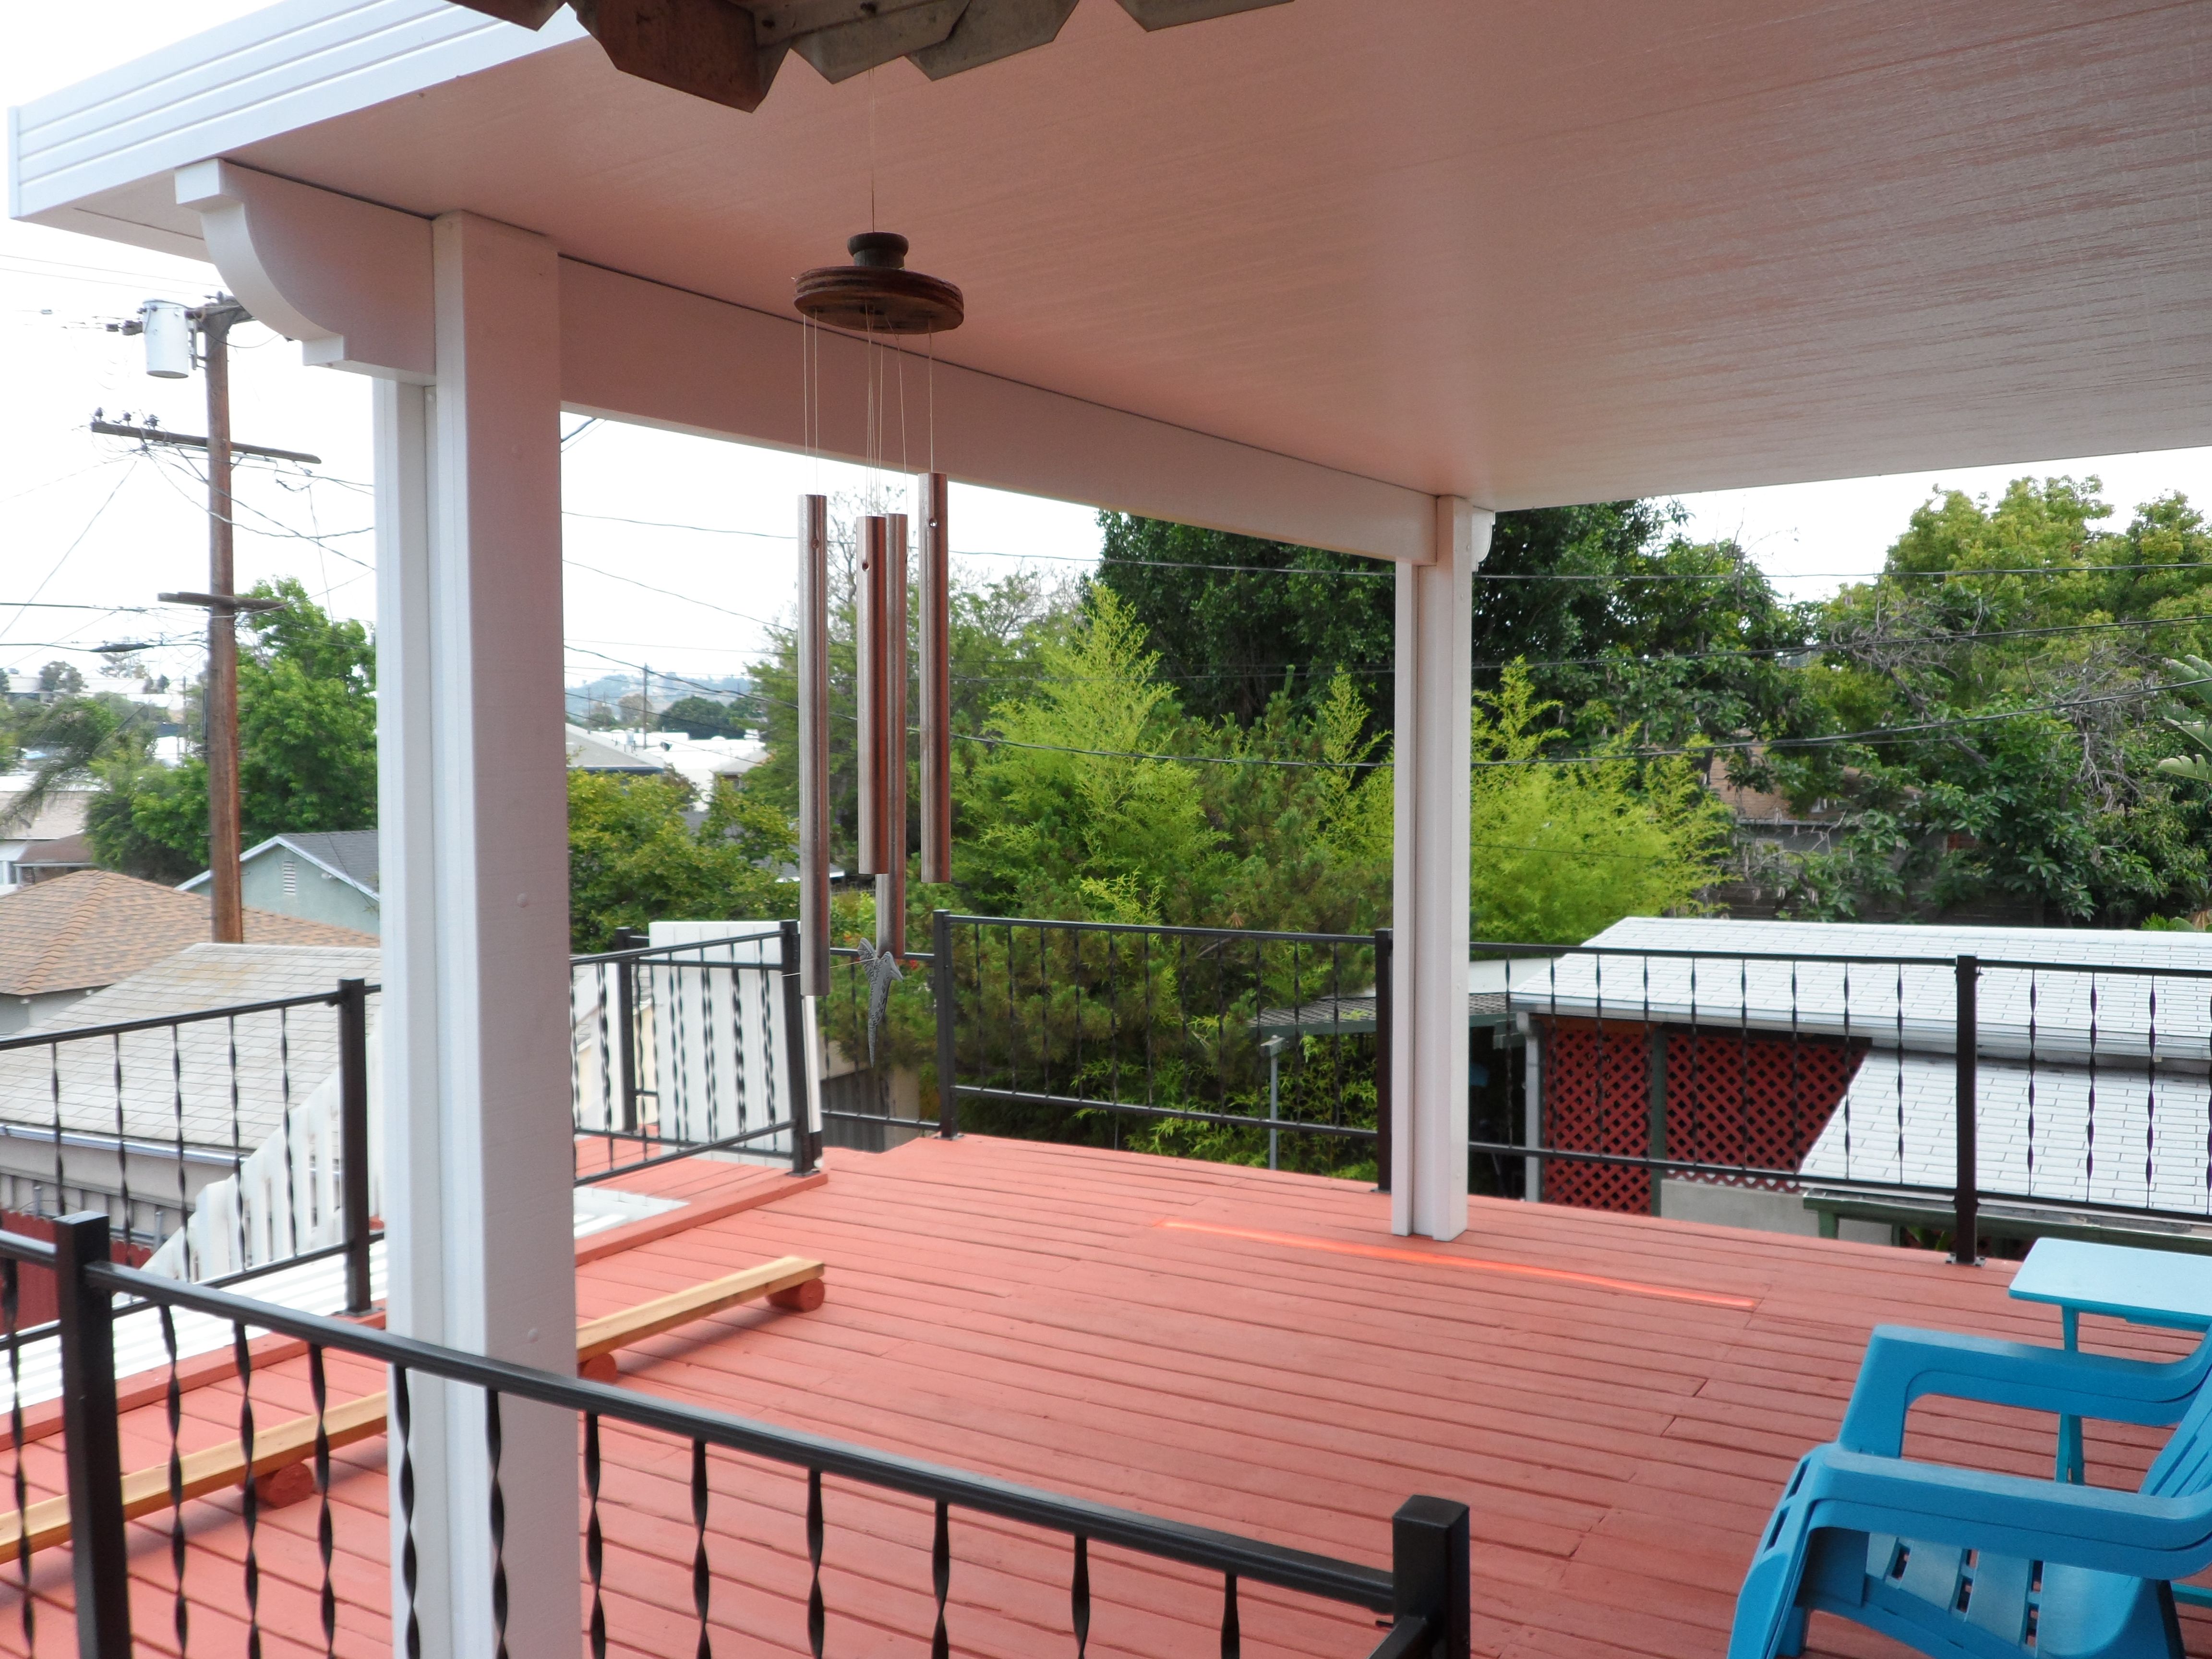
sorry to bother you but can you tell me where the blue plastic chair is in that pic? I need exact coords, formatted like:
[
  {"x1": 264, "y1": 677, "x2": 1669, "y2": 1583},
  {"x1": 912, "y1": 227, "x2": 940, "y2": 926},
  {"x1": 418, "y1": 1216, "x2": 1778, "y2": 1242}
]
[{"x1": 1729, "y1": 1322, "x2": 2212, "y2": 1659}]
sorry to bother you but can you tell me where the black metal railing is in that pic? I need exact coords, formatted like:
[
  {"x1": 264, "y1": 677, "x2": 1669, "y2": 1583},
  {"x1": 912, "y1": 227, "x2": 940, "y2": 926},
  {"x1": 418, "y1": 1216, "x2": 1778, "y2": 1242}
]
[
  {"x1": 569, "y1": 922, "x2": 816, "y2": 1183},
  {"x1": 920, "y1": 913, "x2": 2212, "y2": 1257},
  {"x1": 2, "y1": 1213, "x2": 1466, "y2": 1658},
  {"x1": 929, "y1": 912, "x2": 1386, "y2": 1181},
  {"x1": 0, "y1": 979, "x2": 377, "y2": 1312},
  {"x1": 1457, "y1": 938, "x2": 2212, "y2": 1260}
]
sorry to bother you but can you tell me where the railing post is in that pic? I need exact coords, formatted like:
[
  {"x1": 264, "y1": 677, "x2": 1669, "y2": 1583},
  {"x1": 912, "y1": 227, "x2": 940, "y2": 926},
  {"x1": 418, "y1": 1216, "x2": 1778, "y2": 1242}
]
[
  {"x1": 1953, "y1": 953, "x2": 1979, "y2": 1265},
  {"x1": 1389, "y1": 1494, "x2": 1469, "y2": 1659},
  {"x1": 932, "y1": 909, "x2": 960, "y2": 1139},
  {"x1": 53, "y1": 1213, "x2": 132, "y2": 1659},
  {"x1": 337, "y1": 977, "x2": 373, "y2": 1315},
  {"x1": 613, "y1": 925, "x2": 645, "y2": 1134},
  {"x1": 1647, "y1": 1025, "x2": 1668, "y2": 1219},
  {"x1": 1373, "y1": 927, "x2": 1393, "y2": 1194},
  {"x1": 781, "y1": 919, "x2": 818, "y2": 1176}
]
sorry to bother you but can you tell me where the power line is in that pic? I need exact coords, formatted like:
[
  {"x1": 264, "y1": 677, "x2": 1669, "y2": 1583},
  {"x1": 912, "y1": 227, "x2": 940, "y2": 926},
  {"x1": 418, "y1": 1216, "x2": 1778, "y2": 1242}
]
[
  {"x1": 562, "y1": 560, "x2": 782, "y2": 631},
  {"x1": 565, "y1": 638, "x2": 2201, "y2": 775}
]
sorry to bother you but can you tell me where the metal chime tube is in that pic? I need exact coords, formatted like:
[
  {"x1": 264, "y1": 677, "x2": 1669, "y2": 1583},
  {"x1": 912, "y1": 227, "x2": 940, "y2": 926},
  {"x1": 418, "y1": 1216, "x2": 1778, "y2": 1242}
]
[
  {"x1": 855, "y1": 514, "x2": 888, "y2": 876},
  {"x1": 916, "y1": 472, "x2": 952, "y2": 885},
  {"x1": 879, "y1": 511, "x2": 910, "y2": 959},
  {"x1": 797, "y1": 495, "x2": 831, "y2": 997}
]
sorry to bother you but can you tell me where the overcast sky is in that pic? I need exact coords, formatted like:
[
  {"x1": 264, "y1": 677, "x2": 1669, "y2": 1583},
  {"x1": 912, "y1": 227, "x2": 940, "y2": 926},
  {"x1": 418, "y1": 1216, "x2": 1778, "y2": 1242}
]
[{"x1": 13, "y1": 4, "x2": 2212, "y2": 700}]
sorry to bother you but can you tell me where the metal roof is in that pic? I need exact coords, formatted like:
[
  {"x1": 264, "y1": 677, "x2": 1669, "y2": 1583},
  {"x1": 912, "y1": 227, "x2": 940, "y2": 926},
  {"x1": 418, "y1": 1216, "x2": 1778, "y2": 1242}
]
[
  {"x1": 1508, "y1": 917, "x2": 2212, "y2": 1061},
  {"x1": 1800, "y1": 1052, "x2": 2212, "y2": 1223}
]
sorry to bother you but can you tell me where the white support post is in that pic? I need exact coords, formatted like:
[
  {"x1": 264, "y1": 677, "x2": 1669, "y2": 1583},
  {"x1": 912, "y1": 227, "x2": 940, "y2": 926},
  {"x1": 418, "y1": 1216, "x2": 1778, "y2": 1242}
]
[
  {"x1": 1390, "y1": 497, "x2": 1492, "y2": 1240},
  {"x1": 377, "y1": 212, "x2": 577, "y2": 1657}
]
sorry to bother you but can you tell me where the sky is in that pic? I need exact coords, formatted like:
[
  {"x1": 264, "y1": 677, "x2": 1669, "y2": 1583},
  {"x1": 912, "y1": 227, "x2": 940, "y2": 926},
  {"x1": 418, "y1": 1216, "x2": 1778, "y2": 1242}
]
[{"x1": 12, "y1": 3, "x2": 2212, "y2": 699}]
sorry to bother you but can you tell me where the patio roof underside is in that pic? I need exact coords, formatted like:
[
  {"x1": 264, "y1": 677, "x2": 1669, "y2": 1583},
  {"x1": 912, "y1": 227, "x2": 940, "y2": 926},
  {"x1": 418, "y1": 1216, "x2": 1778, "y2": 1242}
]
[
  {"x1": 17, "y1": 0, "x2": 2212, "y2": 517},
  {"x1": 7, "y1": 1135, "x2": 2210, "y2": 1658}
]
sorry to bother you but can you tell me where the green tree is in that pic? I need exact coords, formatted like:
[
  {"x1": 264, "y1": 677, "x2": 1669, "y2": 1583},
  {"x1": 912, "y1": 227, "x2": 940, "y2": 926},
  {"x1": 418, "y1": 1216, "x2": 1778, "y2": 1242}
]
[
  {"x1": 1767, "y1": 479, "x2": 2212, "y2": 924},
  {"x1": 87, "y1": 578, "x2": 377, "y2": 872},
  {"x1": 958, "y1": 588, "x2": 1222, "y2": 919},
  {"x1": 748, "y1": 504, "x2": 1074, "y2": 873},
  {"x1": 567, "y1": 770, "x2": 796, "y2": 951},
  {"x1": 1094, "y1": 504, "x2": 1826, "y2": 755},
  {"x1": 1332, "y1": 662, "x2": 1730, "y2": 943},
  {"x1": 661, "y1": 695, "x2": 747, "y2": 738}
]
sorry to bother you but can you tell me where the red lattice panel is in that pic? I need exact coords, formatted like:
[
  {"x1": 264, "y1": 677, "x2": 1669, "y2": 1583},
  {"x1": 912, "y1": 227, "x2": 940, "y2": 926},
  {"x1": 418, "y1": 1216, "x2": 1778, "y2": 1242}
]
[{"x1": 1538, "y1": 1019, "x2": 1867, "y2": 1215}]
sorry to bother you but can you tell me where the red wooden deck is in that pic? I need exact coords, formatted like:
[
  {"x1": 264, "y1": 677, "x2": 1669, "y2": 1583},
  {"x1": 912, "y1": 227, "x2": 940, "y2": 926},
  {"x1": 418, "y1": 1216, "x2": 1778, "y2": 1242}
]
[{"x1": 0, "y1": 1134, "x2": 2205, "y2": 1658}]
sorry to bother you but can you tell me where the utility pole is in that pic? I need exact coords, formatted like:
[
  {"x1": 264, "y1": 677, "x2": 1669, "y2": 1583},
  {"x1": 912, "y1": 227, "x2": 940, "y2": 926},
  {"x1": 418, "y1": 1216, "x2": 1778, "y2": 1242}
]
[
  {"x1": 132, "y1": 295, "x2": 256, "y2": 943},
  {"x1": 201, "y1": 302, "x2": 246, "y2": 943}
]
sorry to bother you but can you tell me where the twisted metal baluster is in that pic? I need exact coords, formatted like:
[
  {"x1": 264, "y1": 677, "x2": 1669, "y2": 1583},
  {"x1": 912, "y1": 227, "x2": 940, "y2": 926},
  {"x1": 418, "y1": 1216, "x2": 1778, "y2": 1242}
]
[
  {"x1": 48, "y1": 1040, "x2": 62, "y2": 1208},
  {"x1": 280, "y1": 1006, "x2": 299, "y2": 1261},
  {"x1": 486, "y1": 1390, "x2": 510, "y2": 1659},
  {"x1": 2088, "y1": 975, "x2": 2100, "y2": 1196},
  {"x1": 806, "y1": 1469, "x2": 825, "y2": 1658},
  {"x1": 1070, "y1": 1535, "x2": 1089, "y2": 1658},
  {"x1": 395, "y1": 1368, "x2": 422, "y2": 1659},
  {"x1": 2027, "y1": 973, "x2": 2039, "y2": 1196},
  {"x1": 173, "y1": 1023, "x2": 192, "y2": 1278},
  {"x1": 5, "y1": 1260, "x2": 33, "y2": 1652},
  {"x1": 2148, "y1": 976, "x2": 2160, "y2": 1207},
  {"x1": 691, "y1": 1437, "x2": 713, "y2": 1659},
  {"x1": 231, "y1": 1015, "x2": 248, "y2": 1268},
  {"x1": 1895, "y1": 965, "x2": 1905, "y2": 1186},
  {"x1": 701, "y1": 959, "x2": 722, "y2": 1146},
  {"x1": 163, "y1": 1305, "x2": 188, "y2": 1654},
  {"x1": 729, "y1": 958, "x2": 750, "y2": 1142},
  {"x1": 113, "y1": 1031, "x2": 132, "y2": 1246},
  {"x1": 304, "y1": 1343, "x2": 335, "y2": 1657},
  {"x1": 1839, "y1": 964, "x2": 1852, "y2": 1179},
  {"x1": 930, "y1": 1499, "x2": 950, "y2": 1659},
  {"x1": 758, "y1": 946, "x2": 781, "y2": 1151},
  {"x1": 1220, "y1": 1572, "x2": 1240, "y2": 1659},
  {"x1": 584, "y1": 1413, "x2": 608, "y2": 1659},
  {"x1": 236, "y1": 1321, "x2": 264, "y2": 1659}
]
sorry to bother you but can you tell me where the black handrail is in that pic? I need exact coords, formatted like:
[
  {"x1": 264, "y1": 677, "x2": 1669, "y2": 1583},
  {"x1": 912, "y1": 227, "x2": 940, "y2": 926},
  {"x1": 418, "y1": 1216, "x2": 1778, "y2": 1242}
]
[
  {"x1": 0, "y1": 983, "x2": 381, "y2": 1055},
  {"x1": 1, "y1": 1217, "x2": 1466, "y2": 1657}
]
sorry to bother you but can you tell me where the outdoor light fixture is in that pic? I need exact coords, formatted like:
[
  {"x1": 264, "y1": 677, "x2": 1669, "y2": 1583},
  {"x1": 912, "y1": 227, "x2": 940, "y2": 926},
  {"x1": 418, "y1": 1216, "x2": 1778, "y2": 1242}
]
[
  {"x1": 794, "y1": 231, "x2": 962, "y2": 981},
  {"x1": 450, "y1": 0, "x2": 1290, "y2": 113}
]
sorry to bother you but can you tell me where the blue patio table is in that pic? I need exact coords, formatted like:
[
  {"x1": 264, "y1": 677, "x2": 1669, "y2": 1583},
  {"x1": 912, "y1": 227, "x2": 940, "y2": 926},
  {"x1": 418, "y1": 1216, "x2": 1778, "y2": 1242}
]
[{"x1": 2008, "y1": 1240, "x2": 2212, "y2": 1530}]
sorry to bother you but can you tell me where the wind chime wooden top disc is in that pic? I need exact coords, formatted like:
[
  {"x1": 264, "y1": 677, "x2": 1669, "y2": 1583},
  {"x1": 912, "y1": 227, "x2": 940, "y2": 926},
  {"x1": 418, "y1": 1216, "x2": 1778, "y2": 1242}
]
[{"x1": 794, "y1": 231, "x2": 964, "y2": 335}]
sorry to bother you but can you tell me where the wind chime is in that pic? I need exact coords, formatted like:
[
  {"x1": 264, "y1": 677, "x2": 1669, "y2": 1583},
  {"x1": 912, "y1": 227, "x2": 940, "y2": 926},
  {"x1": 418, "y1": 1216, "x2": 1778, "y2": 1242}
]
[{"x1": 793, "y1": 231, "x2": 961, "y2": 1005}]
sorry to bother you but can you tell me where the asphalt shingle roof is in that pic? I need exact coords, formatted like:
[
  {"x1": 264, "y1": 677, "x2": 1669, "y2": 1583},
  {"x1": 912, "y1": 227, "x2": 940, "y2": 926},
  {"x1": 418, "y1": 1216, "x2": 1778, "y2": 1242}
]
[{"x1": 0, "y1": 870, "x2": 376, "y2": 997}]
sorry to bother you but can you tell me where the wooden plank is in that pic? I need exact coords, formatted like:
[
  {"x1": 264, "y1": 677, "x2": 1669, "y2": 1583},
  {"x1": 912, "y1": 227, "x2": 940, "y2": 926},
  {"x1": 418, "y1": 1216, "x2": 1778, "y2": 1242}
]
[
  {"x1": 574, "y1": 1255, "x2": 824, "y2": 1360},
  {"x1": 0, "y1": 1256, "x2": 824, "y2": 1567},
  {"x1": 0, "y1": 1393, "x2": 390, "y2": 1564}
]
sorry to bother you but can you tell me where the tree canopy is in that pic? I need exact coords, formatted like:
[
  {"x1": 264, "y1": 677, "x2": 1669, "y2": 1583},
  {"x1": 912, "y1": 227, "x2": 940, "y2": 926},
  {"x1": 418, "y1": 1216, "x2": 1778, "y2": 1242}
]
[{"x1": 81, "y1": 577, "x2": 376, "y2": 880}]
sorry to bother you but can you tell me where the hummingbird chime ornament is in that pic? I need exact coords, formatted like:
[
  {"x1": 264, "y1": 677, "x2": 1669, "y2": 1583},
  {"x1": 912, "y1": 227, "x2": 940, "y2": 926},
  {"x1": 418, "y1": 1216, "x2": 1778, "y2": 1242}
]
[{"x1": 793, "y1": 232, "x2": 961, "y2": 1004}]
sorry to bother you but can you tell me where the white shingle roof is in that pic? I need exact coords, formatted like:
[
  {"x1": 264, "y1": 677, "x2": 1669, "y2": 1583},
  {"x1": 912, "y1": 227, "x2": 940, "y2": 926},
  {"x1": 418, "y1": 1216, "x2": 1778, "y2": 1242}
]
[
  {"x1": 1802, "y1": 1052, "x2": 2212, "y2": 1219},
  {"x1": 1506, "y1": 917, "x2": 2212, "y2": 1061},
  {"x1": 0, "y1": 944, "x2": 379, "y2": 1152}
]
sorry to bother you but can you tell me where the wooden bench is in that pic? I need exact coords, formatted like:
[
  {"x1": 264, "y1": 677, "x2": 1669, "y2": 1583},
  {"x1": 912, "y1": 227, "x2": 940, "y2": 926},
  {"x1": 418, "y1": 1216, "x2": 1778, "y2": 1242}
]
[{"x1": 0, "y1": 1255, "x2": 825, "y2": 1562}]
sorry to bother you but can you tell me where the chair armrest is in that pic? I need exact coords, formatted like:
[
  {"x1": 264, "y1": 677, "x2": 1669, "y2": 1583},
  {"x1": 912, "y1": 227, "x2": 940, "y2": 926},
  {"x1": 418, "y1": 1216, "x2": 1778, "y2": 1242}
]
[
  {"x1": 1802, "y1": 1445, "x2": 2212, "y2": 1581},
  {"x1": 1837, "y1": 1324, "x2": 2210, "y2": 1457}
]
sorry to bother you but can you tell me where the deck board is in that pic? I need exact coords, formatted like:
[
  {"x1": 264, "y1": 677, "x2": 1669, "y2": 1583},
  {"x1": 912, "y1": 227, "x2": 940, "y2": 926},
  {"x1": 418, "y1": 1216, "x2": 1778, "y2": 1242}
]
[{"x1": 0, "y1": 1133, "x2": 2206, "y2": 1656}]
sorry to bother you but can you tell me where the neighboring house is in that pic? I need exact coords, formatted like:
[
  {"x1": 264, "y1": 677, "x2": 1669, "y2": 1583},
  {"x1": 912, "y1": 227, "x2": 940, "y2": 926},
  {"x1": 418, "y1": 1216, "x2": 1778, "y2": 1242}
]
[
  {"x1": 565, "y1": 724, "x2": 661, "y2": 774},
  {"x1": 565, "y1": 725, "x2": 763, "y2": 798},
  {"x1": 0, "y1": 869, "x2": 377, "y2": 1034},
  {"x1": 0, "y1": 941, "x2": 380, "y2": 1255},
  {"x1": 0, "y1": 784, "x2": 96, "y2": 895},
  {"x1": 12, "y1": 831, "x2": 94, "y2": 887},
  {"x1": 179, "y1": 830, "x2": 381, "y2": 935},
  {"x1": 1510, "y1": 916, "x2": 2212, "y2": 1244}
]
